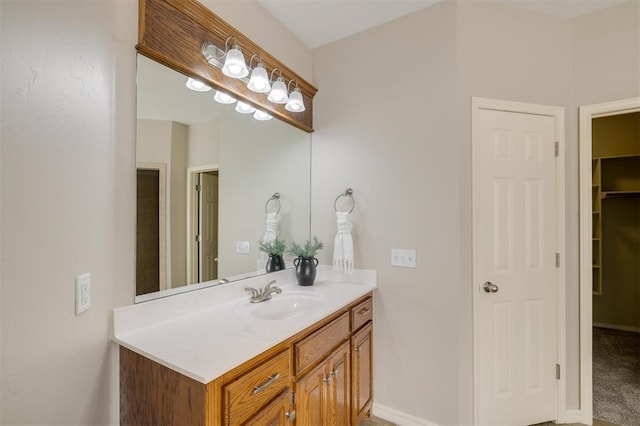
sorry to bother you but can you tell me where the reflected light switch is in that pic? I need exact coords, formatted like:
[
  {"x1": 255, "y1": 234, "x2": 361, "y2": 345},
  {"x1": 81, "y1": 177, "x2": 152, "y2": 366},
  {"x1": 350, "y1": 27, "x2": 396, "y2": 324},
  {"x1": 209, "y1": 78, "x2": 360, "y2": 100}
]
[{"x1": 236, "y1": 241, "x2": 250, "y2": 254}]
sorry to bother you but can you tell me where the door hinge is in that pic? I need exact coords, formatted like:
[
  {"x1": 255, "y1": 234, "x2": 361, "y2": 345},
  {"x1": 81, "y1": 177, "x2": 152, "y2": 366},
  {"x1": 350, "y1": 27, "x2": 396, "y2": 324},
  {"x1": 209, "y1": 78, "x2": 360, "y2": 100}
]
[
  {"x1": 195, "y1": 184, "x2": 201, "y2": 192},
  {"x1": 555, "y1": 253, "x2": 560, "y2": 268},
  {"x1": 195, "y1": 234, "x2": 201, "y2": 242},
  {"x1": 556, "y1": 364, "x2": 561, "y2": 380},
  {"x1": 554, "y1": 141, "x2": 560, "y2": 157},
  {"x1": 291, "y1": 391, "x2": 296, "y2": 405}
]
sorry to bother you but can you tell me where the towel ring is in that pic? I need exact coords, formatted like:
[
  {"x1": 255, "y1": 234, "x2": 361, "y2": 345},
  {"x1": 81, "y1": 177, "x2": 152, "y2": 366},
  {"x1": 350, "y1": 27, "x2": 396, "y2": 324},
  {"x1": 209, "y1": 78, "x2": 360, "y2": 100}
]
[
  {"x1": 334, "y1": 188, "x2": 355, "y2": 213},
  {"x1": 265, "y1": 193, "x2": 281, "y2": 214}
]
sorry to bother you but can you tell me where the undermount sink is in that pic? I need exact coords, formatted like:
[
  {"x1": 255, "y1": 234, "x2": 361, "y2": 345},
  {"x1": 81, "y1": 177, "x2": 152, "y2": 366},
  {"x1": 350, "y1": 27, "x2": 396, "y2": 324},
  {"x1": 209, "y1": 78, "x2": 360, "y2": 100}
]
[{"x1": 243, "y1": 292, "x2": 326, "y2": 321}]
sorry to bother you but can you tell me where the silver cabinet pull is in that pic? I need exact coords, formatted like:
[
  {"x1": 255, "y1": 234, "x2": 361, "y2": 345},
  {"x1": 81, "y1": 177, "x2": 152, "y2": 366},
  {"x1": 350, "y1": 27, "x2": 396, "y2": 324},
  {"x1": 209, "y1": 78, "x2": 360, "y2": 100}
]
[
  {"x1": 323, "y1": 375, "x2": 332, "y2": 384},
  {"x1": 285, "y1": 410, "x2": 296, "y2": 421},
  {"x1": 331, "y1": 369, "x2": 338, "y2": 378},
  {"x1": 251, "y1": 373, "x2": 279, "y2": 395},
  {"x1": 483, "y1": 282, "x2": 499, "y2": 293},
  {"x1": 358, "y1": 307, "x2": 370, "y2": 315}
]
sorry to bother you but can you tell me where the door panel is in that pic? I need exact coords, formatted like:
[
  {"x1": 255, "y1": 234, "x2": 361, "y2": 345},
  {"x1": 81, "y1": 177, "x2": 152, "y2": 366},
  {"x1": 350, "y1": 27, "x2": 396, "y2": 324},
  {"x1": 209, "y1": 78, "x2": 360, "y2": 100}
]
[
  {"x1": 328, "y1": 342, "x2": 350, "y2": 425},
  {"x1": 475, "y1": 109, "x2": 558, "y2": 425},
  {"x1": 296, "y1": 362, "x2": 326, "y2": 426},
  {"x1": 198, "y1": 172, "x2": 218, "y2": 281}
]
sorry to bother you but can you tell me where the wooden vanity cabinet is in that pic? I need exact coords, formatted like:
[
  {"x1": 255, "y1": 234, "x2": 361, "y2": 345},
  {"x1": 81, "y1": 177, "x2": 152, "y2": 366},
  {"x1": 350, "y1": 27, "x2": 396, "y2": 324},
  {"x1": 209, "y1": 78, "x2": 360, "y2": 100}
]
[
  {"x1": 119, "y1": 292, "x2": 373, "y2": 425},
  {"x1": 296, "y1": 341, "x2": 350, "y2": 426}
]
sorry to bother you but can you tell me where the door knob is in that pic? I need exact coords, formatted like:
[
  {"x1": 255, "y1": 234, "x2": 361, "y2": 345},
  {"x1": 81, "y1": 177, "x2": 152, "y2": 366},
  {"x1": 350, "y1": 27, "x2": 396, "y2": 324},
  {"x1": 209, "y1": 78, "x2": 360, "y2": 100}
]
[{"x1": 483, "y1": 281, "x2": 499, "y2": 293}]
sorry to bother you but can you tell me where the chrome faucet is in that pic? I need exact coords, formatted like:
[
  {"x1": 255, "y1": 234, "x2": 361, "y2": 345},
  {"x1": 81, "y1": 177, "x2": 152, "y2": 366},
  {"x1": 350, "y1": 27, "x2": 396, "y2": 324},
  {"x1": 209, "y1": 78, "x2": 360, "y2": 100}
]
[{"x1": 244, "y1": 280, "x2": 282, "y2": 303}]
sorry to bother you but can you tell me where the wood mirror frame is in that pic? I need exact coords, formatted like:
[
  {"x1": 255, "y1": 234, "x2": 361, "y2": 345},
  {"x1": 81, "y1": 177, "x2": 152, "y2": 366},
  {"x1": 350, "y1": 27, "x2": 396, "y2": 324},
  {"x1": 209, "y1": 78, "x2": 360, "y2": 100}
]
[{"x1": 138, "y1": 0, "x2": 317, "y2": 133}]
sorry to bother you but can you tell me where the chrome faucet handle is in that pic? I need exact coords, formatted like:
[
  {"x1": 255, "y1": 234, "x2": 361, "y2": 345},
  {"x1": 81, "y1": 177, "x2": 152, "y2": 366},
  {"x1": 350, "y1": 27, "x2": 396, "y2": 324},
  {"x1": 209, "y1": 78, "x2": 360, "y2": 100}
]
[
  {"x1": 263, "y1": 280, "x2": 277, "y2": 290},
  {"x1": 244, "y1": 287, "x2": 261, "y2": 299}
]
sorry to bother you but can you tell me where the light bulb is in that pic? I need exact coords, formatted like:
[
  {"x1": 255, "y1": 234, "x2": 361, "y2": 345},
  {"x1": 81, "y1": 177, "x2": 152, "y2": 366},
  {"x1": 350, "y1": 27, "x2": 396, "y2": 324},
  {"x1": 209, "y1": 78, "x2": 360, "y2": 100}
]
[
  {"x1": 222, "y1": 44, "x2": 249, "y2": 78},
  {"x1": 247, "y1": 63, "x2": 271, "y2": 93},
  {"x1": 185, "y1": 78, "x2": 211, "y2": 92},
  {"x1": 267, "y1": 77, "x2": 289, "y2": 104},
  {"x1": 253, "y1": 110, "x2": 273, "y2": 121},
  {"x1": 214, "y1": 90, "x2": 236, "y2": 104},
  {"x1": 235, "y1": 101, "x2": 256, "y2": 114},
  {"x1": 285, "y1": 88, "x2": 305, "y2": 112}
]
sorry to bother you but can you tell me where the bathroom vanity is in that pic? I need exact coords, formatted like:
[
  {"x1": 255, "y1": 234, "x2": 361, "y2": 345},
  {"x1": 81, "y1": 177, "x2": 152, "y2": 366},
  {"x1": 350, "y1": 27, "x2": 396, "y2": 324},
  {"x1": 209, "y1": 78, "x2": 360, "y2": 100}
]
[{"x1": 114, "y1": 268, "x2": 376, "y2": 425}]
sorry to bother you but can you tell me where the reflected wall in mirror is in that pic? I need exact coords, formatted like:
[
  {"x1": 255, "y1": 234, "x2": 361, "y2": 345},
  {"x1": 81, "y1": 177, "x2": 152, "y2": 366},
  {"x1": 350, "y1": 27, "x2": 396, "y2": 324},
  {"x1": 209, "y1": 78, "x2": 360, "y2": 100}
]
[{"x1": 135, "y1": 55, "x2": 311, "y2": 302}]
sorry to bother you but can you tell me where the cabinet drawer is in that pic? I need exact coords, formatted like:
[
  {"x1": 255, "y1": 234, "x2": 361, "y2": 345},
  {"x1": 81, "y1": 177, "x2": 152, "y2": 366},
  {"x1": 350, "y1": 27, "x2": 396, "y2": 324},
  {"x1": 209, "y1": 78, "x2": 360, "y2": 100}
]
[
  {"x1": 351, "y1": 297, "x2": 373, "y2": 331},
  {"x1": 223, "y1": 349, "x2": 290, "y2": 425},
  {"x1": 295, "y1": 311, "x2": 349, "y2": 374}
]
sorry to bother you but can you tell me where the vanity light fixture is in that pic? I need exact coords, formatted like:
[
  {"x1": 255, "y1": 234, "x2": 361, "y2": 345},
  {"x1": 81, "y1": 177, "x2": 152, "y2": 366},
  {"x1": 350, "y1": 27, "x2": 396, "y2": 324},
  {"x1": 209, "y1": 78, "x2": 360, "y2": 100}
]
[
  {"x1": 285, "y1": 80, "x2": 305, "y2": 113},
  {"x1": 213, "y1": 90, "x2": 236, "y2": 104},
  {"x1": 235, "y1": 101, "x2": 256, "y2": 114},
  {"x1": 247, "y1": 54, "x2": 271, "y2": 94},
  {"x1": 221, "y1": 36, "x2": 248, "y2": 78},
  {"x1": 253, "y1": 110, "x2": 273, "y2": 121},
  {"x1": 185, "y1": 77, "x2": 211, "y2": 92},
  {"x1": 267, "y1": 69, "x2": 289, "y2": 104}
]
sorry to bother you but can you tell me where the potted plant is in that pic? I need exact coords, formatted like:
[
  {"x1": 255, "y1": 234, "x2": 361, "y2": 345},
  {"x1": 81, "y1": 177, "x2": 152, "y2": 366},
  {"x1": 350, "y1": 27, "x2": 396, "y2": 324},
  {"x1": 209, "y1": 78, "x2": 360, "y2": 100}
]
[
  {"x1": 288, "y1": 236, "x2": 324, "y2": 286},
  {"x1": 259, "y1": 238, "x2": 286, "y2": 273}
]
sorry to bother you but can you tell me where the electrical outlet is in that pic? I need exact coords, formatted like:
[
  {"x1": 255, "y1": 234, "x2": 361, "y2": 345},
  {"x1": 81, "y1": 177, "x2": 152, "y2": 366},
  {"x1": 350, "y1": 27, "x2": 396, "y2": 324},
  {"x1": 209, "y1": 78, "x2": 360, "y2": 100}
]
[
  {"x1": 236, "y1": 241, "x2": 250, "y2": 254},
  {"x1": 75, "y1": 273, "x2": 91, "y2": 315},
  {"x1": 391, "y1": 249, "x2": 417, "y2": 268}
]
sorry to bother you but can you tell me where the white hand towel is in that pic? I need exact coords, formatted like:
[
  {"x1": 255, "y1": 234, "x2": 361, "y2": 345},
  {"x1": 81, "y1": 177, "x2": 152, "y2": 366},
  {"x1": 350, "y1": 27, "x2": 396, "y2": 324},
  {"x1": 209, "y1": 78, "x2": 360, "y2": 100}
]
[
  {"x1": 333, "y1": 211, "x2": 354, "y2": 273},
  {"x1": 263, "y1": 212, "x2": 279, "y2": 244}
]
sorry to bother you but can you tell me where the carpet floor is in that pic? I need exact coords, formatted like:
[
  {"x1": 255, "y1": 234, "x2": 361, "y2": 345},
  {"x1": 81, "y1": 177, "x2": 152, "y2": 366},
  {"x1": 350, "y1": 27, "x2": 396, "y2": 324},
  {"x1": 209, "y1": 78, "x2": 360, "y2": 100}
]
[{"x1": 593, "y1": 327, "x2": 640, "y2": 426}]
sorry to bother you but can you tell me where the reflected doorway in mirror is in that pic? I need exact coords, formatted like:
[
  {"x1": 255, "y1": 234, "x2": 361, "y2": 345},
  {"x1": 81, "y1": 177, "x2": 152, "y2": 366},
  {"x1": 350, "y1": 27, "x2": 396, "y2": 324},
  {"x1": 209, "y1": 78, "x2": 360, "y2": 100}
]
[{"x1": 187, "y1": 165, "x2": 219, "y2": 286}]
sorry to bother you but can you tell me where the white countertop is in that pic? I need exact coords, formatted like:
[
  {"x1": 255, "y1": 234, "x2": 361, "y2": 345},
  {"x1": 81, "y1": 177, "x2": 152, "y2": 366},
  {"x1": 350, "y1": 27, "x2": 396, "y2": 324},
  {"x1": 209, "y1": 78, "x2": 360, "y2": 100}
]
[{"x1": 113, "y1": 266, "x2": 376, "y2": 384}]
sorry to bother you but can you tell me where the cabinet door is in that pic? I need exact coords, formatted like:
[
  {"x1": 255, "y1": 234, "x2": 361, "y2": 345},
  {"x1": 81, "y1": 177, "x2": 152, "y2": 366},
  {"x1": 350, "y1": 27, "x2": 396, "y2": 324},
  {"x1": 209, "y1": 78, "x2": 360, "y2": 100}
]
[
  {"x1": 295, "y1": 361, "x2": 327, "y2": 426},
  {"x1": 352, "y1": 322, "x2": 372, "y2": 422},
  {"x1": 243, "y1": 391, "x2": 291, "y2": 426},
  {"x1": 327, "y1": 341, "x2": 350, "y2": 426}
]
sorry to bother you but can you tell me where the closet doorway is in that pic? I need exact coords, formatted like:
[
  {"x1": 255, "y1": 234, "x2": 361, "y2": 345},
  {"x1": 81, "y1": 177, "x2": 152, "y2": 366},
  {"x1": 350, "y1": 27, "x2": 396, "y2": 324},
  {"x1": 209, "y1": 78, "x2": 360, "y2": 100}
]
[{"x1": 579, "y1": 98, "x2": 640, "y2": 425}]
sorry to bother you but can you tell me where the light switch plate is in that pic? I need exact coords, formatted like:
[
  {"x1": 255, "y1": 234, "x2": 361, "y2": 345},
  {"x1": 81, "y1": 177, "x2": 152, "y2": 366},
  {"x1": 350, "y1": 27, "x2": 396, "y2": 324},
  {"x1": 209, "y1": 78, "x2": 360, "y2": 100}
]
[
  {"x1": 236, "y1": 241, "x2": 250, "y2": 254},
  {"x1": 75, "y1": 273, "x2": 91, "y2": 315},
  {"x1": 391, "y1": 249, "x2": 417, "y2": 268}
]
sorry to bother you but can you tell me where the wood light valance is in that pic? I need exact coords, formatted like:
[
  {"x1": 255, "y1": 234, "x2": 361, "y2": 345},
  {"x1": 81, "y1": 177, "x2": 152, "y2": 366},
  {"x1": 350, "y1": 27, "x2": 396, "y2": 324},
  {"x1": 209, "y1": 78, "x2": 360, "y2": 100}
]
[{"x1": 138, "y1": 0, "x2": 318, "y2": 132}]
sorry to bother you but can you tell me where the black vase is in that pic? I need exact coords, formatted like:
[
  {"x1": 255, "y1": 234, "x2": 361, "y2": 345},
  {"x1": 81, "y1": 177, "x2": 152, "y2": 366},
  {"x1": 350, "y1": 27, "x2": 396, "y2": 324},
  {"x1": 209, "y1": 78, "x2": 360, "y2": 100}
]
[
  {"x1": 294, "y1": 256, "x2": 318, "y2": 286},
  {"x1": 266, "y1": 254, "x2": 285, "y2": 273}
]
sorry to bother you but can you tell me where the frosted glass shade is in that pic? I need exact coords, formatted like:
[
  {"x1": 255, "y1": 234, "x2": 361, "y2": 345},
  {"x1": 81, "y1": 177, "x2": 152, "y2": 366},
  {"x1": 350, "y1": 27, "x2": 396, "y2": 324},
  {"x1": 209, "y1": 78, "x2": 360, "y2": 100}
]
[
  {"x1": 285, "y1": 88, "x2": 305, "y2": 112},
  {"x1": 253, "y1": 110, "x2": 273, "y2": 121},
  {"x1": 222, "y1": 45, "x2": 249, "y2": 78},
  {"x1": 247, "y1": 63, "x2": 271, "y2": 93},
  {"x1": 185, "y1": 78, "x2": 211, "y2": 92},
  {"x1": 235, "y1": 101, "x2": 256, "y2": 114},
  {"x1": 267, "y1": 77, "x2": 289, "y2": 104},
  {"x1": 214, "y1": 90, "x2": 236, "y2": 104}
]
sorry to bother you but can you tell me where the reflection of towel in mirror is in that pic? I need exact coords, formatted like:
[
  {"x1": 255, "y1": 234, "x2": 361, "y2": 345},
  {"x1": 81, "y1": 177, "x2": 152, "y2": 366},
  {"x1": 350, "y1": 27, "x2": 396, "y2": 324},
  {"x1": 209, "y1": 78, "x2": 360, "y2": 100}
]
[
  {"x1": 333, "y1": 211, "x2": 354, "y2": 273},
  {"x1": 263, "y1": 212, "x2": 279, "y2": 244}
]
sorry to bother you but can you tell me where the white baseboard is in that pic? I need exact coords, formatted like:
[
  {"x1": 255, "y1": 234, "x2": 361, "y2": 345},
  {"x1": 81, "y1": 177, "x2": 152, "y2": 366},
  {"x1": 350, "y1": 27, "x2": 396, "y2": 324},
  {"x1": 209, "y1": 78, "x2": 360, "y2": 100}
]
[
  {"x1": 372, "y1": 403, "x2": 440, "y2": 426},
  {"x1": 593, "y1": 322, "x2": 640, "y2": 333},
  {"x1": 564, "y1": 409, "x2": 584, "y2": 424}
]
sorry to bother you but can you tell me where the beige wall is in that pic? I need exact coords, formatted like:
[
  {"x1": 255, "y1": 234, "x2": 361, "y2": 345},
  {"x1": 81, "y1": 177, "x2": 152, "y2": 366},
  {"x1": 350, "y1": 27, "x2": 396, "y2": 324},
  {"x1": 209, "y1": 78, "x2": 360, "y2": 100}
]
[
  {"x1": 188, "y1": 119, "x2": 220, "y2": 168},
  {"x1": 0, "y1": 0, "x2": 313, "y2": 424},
  {"x1": 313, "y1": 0, "x2": 638, "y2": 423},
  {"x1": 170, "y1": 122, "x2": 188, "y2": 287},
  {"x1": 313, "y1": 2, "x2": 460, "y2": 424},
  {"x1": 1, "y1": 1, "x2": 137, "y2": 424}
]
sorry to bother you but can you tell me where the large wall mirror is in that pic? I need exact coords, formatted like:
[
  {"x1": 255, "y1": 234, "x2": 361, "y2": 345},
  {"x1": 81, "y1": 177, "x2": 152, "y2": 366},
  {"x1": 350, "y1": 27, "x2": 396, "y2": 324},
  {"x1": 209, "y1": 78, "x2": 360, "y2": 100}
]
[{"x1": 135, "y1": 54, "x2": 311, "y2": 302}]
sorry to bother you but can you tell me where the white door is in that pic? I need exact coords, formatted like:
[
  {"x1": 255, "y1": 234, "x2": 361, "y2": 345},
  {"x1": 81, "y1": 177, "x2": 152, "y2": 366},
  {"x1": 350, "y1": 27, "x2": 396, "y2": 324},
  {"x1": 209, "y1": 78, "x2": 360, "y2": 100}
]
[
  {"x1": 198, "y1": 172, "x2": 218, "y2": 282},
  {"x1": 474, "y1": 105, "x2": 560, "y2": 425}
]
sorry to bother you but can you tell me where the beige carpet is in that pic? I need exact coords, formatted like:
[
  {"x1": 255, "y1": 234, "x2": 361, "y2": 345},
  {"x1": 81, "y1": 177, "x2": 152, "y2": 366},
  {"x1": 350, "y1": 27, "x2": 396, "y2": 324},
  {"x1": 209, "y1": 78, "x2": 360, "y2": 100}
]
[{"x1": 593, "y1": 327, "x2": 640, "y2": 426}]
